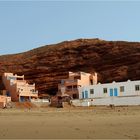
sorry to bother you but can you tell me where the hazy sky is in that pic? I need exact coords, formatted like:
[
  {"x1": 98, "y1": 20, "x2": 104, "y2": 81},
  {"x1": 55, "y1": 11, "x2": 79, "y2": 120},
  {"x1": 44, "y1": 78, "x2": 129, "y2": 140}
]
[{"x1": 0, "y1": 1, "x2": 140, "y2": 55}]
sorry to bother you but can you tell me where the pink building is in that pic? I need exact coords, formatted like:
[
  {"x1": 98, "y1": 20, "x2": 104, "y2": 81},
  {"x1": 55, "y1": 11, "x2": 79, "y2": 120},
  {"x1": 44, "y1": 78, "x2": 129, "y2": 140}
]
[
  {"x1": 0, "y1": 95, "x2": 11, "y2": 108},
  {"x1": 57, "y1": 71, "x2": 97, "y2": 99},
  {"x1": 2, "y1": 73, "x2": 38, "y2": 102}
]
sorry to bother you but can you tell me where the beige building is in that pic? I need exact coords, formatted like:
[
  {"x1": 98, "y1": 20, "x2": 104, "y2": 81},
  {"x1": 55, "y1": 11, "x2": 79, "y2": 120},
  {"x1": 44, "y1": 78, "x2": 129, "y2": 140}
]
[
  {"x1": 0, "y1": 95, "x2": 11, "y2": 108},
  {"x1": 57, "y1": 71, "x2": 97, "y2": 99},
  {"x1": 2, "y1": 73, "x2": 38, "y2": 102}
]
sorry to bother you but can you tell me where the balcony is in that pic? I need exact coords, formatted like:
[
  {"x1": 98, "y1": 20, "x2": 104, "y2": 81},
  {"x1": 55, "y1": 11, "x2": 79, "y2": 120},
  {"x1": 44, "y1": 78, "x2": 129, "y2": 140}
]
[
  {"x1": 64, "y1": 79, "x2": 78, "y2": 86},
  {"x1": 65, "y1": 88, "x2": 78, "y2": 94},
  {"x1": 59, "y1": 80, "x2": 78, "y2": 88},
  {"x1": 19, "y1": 91, "x2": 38, "y2": 98},
  {"x1": 32, "y1": 91, "x2": 38, "y2": 94}
]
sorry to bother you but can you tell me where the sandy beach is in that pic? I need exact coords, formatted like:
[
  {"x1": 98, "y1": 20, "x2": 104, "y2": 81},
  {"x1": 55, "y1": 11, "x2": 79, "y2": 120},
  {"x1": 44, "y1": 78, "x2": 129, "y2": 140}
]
[{"x1": 0, "y1": 106, "x2": 140, "y2": 139}]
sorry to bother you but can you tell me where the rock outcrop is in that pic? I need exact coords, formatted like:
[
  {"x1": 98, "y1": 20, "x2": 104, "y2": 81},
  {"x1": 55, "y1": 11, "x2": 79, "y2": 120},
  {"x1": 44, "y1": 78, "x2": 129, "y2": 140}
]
[{"x1": 0, "y1": 38, "x2": 140, "y2": 95}]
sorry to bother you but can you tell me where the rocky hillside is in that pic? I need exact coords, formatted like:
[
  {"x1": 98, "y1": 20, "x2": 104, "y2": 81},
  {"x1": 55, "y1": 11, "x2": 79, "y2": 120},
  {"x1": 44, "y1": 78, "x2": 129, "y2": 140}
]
[{"x1": 0, "y1": 38, "x2": 140, "y2": 95}]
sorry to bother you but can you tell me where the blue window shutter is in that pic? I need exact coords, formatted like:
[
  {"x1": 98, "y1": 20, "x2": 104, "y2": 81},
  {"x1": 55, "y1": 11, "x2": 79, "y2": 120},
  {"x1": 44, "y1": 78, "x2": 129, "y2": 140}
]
[
  {"x1": 114, "y1": 88, "x2": 118, "y2": 96},
  {"x1": 85, "y1": 90, "x2": 88, "y2": 98},
  {"x1": 110, "y1": 89, "x2": 113, "y2": 96},
  {"x1": 82, "y1": 92, "x2": 84, "y2": 98}
]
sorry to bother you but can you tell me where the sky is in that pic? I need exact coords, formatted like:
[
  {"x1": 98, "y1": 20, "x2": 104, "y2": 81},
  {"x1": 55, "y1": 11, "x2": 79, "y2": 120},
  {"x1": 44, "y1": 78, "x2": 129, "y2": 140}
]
[{"x1": 0, "y1": 1, "x2": 140, "y2": 55}]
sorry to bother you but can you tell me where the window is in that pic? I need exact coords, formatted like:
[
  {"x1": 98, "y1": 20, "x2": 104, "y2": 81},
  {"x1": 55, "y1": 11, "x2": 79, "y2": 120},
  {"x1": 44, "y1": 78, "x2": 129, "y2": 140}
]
[
  {"x1": 82, "y1": 91, "x2": 84, "y2": 98},
  {"x1": 114, "y1": 88, "x2": 118, "y2": 96},
  {"x1": 90, "y1": 89, "x2": 94, "y2": 94},
  {"x1": 120, "y1": 86, "x2": 125, "y2": 92},
  {"x1": 103, "y1": 88, "x2": 107, "y2": 94},
  {"x1": 135, "y1": 85, "x2": 140, "y2": 91},
  {"x1": 110, "y1": 89, "x2": 113, "y2": 96},
  {"x1": 30, "y1": 89, "x2": 35, "y2": 92},
  {"x1": 73, "y1": 94, "x2": 78, "y2": 99},
  {"x1": 66, "y1": 86, "x2": 72, "y2": 91},
  {"x1": 73, "y1": 85, "x2": 77, "y2": 89}
]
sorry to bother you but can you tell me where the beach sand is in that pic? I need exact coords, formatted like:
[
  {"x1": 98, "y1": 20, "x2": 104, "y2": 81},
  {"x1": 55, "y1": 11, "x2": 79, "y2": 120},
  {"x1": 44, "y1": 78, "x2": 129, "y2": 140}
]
[{"x1": 0, "y1": 106, "x2": 140, "y2": 139}]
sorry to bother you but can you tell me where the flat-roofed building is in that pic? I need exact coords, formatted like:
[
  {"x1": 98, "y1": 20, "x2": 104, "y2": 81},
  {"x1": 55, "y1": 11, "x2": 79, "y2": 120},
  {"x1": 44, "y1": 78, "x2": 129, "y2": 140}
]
[
  {"x1": 74, "y1": 80, "x2": 140, "y2": 106},
  {"x1": 2, "y1": 73, "x2": 38, "y2": 102},
  {"x1": 0, "y1": 95, "x2": 11, "y2": 108},
  {"x1": 57, "y1": 71, "x2": 97, "y2": 99}
]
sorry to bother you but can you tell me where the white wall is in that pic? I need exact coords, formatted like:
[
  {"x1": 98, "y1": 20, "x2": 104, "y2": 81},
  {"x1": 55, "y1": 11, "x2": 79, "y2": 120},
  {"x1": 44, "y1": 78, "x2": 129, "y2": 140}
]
[
  {"x1": 79, "y1": 80, "x2": 140, "y2": 99},
  {"x1": 72, "y1": 96, "x2": 140, "y2": 106},
  {"x1": 71, "y1": 99, "x2": 91, "y2": 107}
]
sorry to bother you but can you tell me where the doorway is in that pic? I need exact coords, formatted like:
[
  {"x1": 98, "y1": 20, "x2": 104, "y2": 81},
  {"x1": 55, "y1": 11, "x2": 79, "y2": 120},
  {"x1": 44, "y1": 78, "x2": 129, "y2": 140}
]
[{"x1": 110, "y1": 88, "x2": 118, "y2": 96}]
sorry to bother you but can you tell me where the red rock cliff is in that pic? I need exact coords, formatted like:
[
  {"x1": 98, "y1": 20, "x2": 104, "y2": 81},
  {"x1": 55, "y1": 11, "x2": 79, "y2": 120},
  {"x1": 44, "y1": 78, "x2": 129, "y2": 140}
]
[{"x1": 0, "y1": 39, "x2": 140, "y2": 95}]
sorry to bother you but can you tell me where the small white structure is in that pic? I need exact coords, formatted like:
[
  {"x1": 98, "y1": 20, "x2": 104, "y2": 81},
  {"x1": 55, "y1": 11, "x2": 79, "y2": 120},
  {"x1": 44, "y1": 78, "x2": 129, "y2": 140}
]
[{"x1": 76, "y1": 80, "x2": 140, "y2": 106}]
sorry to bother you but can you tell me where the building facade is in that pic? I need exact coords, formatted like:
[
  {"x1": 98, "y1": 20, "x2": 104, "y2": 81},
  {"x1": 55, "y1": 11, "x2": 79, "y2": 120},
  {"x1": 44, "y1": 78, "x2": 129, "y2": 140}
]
[
  {"x1": 76, "y1": 80, "x2": 140, "y2": 106},
  {"x1": 57, "y1": 71, "x2": 97, "y2": 99},
  {"x1": 2, "y1": 73, "x2": 38, "y2": 102},
  {"x1": 0, "y1": 95, "x2": 11, "y2": 108}
]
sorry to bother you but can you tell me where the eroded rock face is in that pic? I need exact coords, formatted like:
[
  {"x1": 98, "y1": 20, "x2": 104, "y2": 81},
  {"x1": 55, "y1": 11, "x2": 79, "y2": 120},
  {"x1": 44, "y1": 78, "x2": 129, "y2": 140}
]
[{"x1": 0, "y1": 39, "x2": 140, "y2": 95}]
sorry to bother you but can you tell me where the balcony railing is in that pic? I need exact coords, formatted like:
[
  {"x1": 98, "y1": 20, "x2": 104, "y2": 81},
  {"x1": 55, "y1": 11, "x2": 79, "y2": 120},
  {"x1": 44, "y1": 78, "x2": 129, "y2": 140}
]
[
  {"x1": 59, "y1": 80, "x2": 78, "y2": 88},
  {"x1": 32, "y1": 91, "x2": 38, "y2": 94},
  {"x1": 65, "y1": 79, "x2": 77, "y2": 82},
  {"x1": 65, "y1": 89, "x2": 78, "y2": 94},
  {"x1": 66, "y1": 88, "x2": 78, "y2": 92}
]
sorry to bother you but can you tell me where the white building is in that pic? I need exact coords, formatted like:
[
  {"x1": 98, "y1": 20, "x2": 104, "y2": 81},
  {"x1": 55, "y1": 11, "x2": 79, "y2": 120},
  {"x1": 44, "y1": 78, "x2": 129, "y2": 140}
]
[{"x1": 71, "y1": 80, "x2": 140, "y2": 106}]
